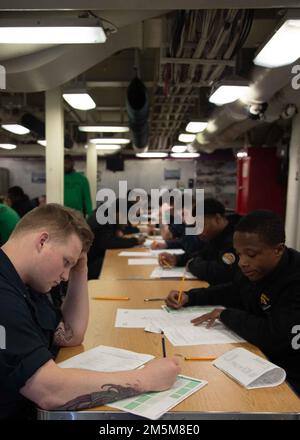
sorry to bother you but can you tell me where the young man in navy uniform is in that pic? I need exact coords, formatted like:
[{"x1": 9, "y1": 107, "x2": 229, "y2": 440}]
[
  {"x1": 159, "y1": 198, "x2": 240, "y2": 285},
  {"x1": 0, "y1": 204, "x2": 179, "y2": 419},
  {"x1": 166, "y1": 210, "x2": 300, "y2": 395}
]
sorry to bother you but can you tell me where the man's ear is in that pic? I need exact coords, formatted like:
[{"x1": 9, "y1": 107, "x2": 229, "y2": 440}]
[
  {"x1": 274, "y1": 243, "x2": 285, "y2": 257},
  {"x1": 37, "y1": 232, "x2": 49, "y2": 251}
]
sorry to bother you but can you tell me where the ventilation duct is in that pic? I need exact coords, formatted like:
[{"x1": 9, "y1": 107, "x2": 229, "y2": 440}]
[{"x1": 126, "y1": 76, "x2": 149, "y2": 151}]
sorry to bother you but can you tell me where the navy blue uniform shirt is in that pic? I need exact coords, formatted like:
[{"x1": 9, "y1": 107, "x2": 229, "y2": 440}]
[{"x1": 0, "y1": 249, "x2": 62, "y2": 419}]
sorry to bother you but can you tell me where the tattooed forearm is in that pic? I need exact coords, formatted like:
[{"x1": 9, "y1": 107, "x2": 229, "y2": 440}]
[
  {"x1": 55, "y1": 383, "x2": 141, "y2": 411},
  {"x1": 54, "y1": 321, "x2": 73, "y2": 346}
]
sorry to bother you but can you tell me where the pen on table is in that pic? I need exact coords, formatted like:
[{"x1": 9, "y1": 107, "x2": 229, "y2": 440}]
[
  {"x1": 144, "y1": 297, "x2": 166, "y2": 302},
  {"x1": 177, "y1": 274, "x2": 185, "y2": 304},
  {"x1": 92, "y1": 296, "x2": 130, "y2": 301},
  {"x1": 184, "y1": 356, "x2": 217, "y2": 361},
  {"x1": 161, "y1": 331, "x2": 166, "y2": 358}
]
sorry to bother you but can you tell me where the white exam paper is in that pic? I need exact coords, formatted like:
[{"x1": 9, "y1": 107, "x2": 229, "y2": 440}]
[
  {"x1": 58, "y1": 345, "x2": 154, "y2": 372},
  {"x1": 128, "y1": 258, "x2": 158, "y2": 265}
]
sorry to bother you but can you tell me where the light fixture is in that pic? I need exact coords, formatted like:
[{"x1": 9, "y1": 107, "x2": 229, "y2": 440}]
[
  {"x1": 209, "y1": 80, "x2": 250, "y2": 106},
  {"x1": 171, "y1": 152, "x2": 200, "y2": 158},
  {"x1": 95, "y1": 144, "x2": 121, "y2": 151},
  {"x1": 254, "y1": 12, "x2": 300, "y2": 68},
  {"x1": 37, "y1": 140, "x2": 46, "y2": 147},
  {"x1": 171, "y1": 145, "x2": 187, "y2": 153},
  {"x1": 90, "y1": 138, "x2": 130, "y2": 145},
  {"x1": 63, "y1": 92, "x2": 96, "y2": 111},
  {"x1": 0, "y1": 17, "x2": 106, "y2": 44},
  {"x1": 178, "y1": 133, "x2": 196, "y2": 143},
  {"x1": 0, "y1": 143, "x2": 17, "y2": 150},
  {"x1": 136, "y1": 152, "x2": 168, "y2": 158},
  {"x1": 236, "y1": 151, "x2": 248, "y2": 158},
  {"x1": 185, "y1": 121, "x2": 208, "y2": 133},
  {"x1": 79, "y1": 125, "x2": 129, "y2": 133},
  {"x1": 1, "y1": 124, "x2": 30, "y2": 135}
]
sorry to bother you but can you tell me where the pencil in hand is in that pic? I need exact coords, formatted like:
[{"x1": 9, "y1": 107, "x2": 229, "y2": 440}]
[
  {"x1": 177, "y1": 274, "x2": 185, "y2": 304},
  {"x1": 161, "y1": 331, "x2": 166, "y2": 358}
]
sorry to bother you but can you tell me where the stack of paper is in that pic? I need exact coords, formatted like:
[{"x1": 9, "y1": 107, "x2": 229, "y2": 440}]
[
  {"x1": 128, "y1": 258, "x2": 158, "y2": 266},
  {"x1": 150, "y1": 249, "x2": 185, "y2": 256},
  {"x1": 109, "y1": 375, "x2": 207, "y2": 420},
  {"x1": 118, "y1": 251, "x2": 153, "y2": 257},
  {"x1": 213, "y1": 348, "x2": 286, "y2": 389},
  {"x1": 115, "y1": 308, "x2": 245, "y2": 345},
  {"x1": 150, "y1": 267, "x2": 196, "y2": 279},
  {"x1": 58, "y1": 345, "x2": 154, "y2": 372}
]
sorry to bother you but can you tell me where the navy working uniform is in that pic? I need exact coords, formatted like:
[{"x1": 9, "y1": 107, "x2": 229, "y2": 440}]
[
  {"x1": 184, "y1": 247, "x2": 300, "y2": 395},
  {"x1": 0, "y1": 249, "x2": 61, "y2": 419},
  {"x1": 175, "y1": 215, "x2": 240, "y2": 285}
]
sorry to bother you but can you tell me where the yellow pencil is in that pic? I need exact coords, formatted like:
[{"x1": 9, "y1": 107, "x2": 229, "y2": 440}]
[
  {"x1": 162, "y1": 258, "x2": 172, "y2": 269},
  {"x1": 92, "y1": 296, "x2": 130, "y2": 301},
  {"x1": 184, "y1": 356, "x2": 216, "y2": 361},
  {"x1": 177, "y1": 273, "x2": 185, "y2": 304}
]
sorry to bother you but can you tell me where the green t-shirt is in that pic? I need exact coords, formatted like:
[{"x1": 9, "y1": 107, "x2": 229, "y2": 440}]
[
  {"x1": 64, "y1": 171, "x2": 92, "y2": 216},
  {"x1": 0, "y1": 204, "x2": 20, "y2": 245}
]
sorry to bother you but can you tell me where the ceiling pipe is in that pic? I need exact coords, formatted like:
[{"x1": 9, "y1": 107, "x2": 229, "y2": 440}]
[
  {"x1": 126, "y1": 76, "x2": 149, "y2": 151},
  {"x1": 193, "y1": 58, "x2": 300, "y2": 151}
]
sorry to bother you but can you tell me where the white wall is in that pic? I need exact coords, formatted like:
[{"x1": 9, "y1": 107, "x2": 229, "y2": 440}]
[
  {"x1": 96, "y1": 159, "x2": 196, "y2": 194},
  {"x1": 0, "y1": 157, "x2": 46, "y2": 198},
  {"x1": 0, "y1": 157, "x2": 196, "y2": 200}
]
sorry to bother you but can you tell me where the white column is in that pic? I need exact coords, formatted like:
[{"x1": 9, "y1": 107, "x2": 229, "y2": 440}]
[
  {"x1": 45, "y1": 88, "x2": 64, "y2": 204},
  {"x1": 86, "y1": 142, "x2": 97, "y2": 210},
  {"x1": 285, "y1": 111, "x2": 300, "y2": 249}
]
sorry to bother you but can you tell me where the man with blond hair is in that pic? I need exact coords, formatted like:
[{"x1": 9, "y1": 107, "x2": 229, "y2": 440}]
[{"x1": 0, "y1": 204, "x2": 180, "y2": 419}]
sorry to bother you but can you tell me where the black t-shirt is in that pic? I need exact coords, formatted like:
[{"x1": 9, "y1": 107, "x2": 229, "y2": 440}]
[{"x1": 0, "y1": 249, "x2": 62, "y2": 419}]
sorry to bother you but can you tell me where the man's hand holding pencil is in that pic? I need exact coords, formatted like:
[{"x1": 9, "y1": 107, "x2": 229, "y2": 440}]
[
  {"x1": 165, "y1": 290, "x2": 189, "y2": 309},
  {"x1": 158, "y1": 252, "x2": 177, "y2": 268}
]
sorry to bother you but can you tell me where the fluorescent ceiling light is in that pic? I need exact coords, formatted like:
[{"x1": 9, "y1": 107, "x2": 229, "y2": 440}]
[
  {"x1": 95, "y1": 144, "x2": 121, "y2": 150},
  {"x1": 79, "y1": 125, "x2": 129, "y2": 133},
  {"x1": 254, "y1": 18, "x2": 300, "y2": 68},
  {"x1": 0, "y1": 143, "x2": 17, "y2": 150},
  {"x1": 37, "y1": 140, "x2": 46, "y2": 147},
  {"x1": 171, "y1": 145, "x2": 187, "y2": 153},
  {"x1": 136, "y1": 152, "x2": 168, "y2": 158},
  {"x1": 90, "y1": 138, "x2": 130, "y2": 145},
  {"x1": 171, "y1": 152, "x2": 200, "y2": 158},
  {"x1": 1, "y1": 124, "x2": 30, "y2": 135},
  {"x1": 0, "y1": 18, "x2": 106, "y2": 44},
  {"x1": 178, "y1": 133, "x2": 196, "y2": 143},
  {"x1": 63, "y1": 92, "x2": 96, "y2": 111},
  {"x1": 209, "y1": 83, "x2": 249, "y2": 106},
  {"x1": 185, "y1": 122, "x2": 208, "y2": 133}
]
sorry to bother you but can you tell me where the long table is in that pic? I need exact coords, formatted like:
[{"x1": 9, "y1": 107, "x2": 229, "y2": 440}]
[{"x1": 38, "y1": 249, "x2": 300, "y2": 420}]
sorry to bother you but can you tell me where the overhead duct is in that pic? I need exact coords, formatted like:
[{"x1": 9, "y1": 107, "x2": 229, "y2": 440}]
[
  {"x1": 126, "y1": 76, "x2": 149, "y2": 151},
  {"x1": 193, "y1": 59, "x2": 300, "y2": 152},
  {"x1": 21, "y1": 112, "x2": 73, "y2": 148}
]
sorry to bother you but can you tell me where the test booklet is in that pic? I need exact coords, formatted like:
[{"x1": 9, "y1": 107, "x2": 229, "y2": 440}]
[
  {"x1": 213, "y1": 347, "x2": 286, "y2": 389},
  {"x1": 128, "y1": 258, "x2": 158, "y2": 265},
  {"x1": 109, "y1": 375, "x2": 208, "y2": 420},
  {"x1": 118, "y1": 251, "x2": 153, "y2": 257},
  {"x1": 150, "y1": 249, "x2": 185, "y2": 256},
  {"x1": 115, "y1": 308, "x2": 244, "y2": 345},
  {"x1": 58, "y1": 345, "x2": 154, "y2": 372},
  {"x1": 150, "y1": 267, "x2": 197, "y2": 279}
]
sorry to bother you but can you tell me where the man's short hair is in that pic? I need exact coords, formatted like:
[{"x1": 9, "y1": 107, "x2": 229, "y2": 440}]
[
  {"x1": 203, "y1": 198, "x2": 225, "y2": 217},
  {"x1": 11, "y1": 203, "x2": 94, "y2": 252},
  {"x1": 235, "y1": 210, "x2": 285, "y2": 246}
]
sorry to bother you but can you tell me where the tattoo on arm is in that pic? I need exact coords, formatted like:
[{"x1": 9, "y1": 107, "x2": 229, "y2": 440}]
[
  {"x1": 54, "y1": 321, "x2": 73, "y2": 346},
  {"x1": 55, "y1": 383, "x2": 140, "y2": 411}
]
